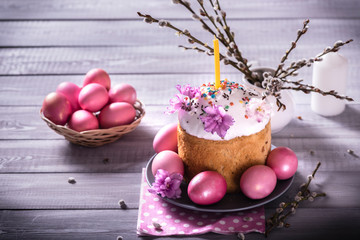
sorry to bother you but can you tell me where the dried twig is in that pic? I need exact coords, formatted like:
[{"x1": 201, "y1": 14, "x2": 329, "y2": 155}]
[
  {"x1": 274, "y1": 20, "x2": 310, "y2": 77},
  {"x1": 137, "y1": 11, "x2": 245, "y2": 74},
  {"x1": 265, "y1": 162, "x2": 326, "y2": 237}
]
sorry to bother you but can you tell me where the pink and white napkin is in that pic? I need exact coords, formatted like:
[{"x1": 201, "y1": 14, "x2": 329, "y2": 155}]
[{"x1": 137, "y1": 168, "x2": 265, "y2": 236}]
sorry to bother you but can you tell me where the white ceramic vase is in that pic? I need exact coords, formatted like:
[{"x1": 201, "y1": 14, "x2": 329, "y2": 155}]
[{"x1": 241, "y1": 67, "x2": 295, "y2": 133}]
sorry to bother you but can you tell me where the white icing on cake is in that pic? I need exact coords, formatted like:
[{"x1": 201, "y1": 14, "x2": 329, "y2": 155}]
[{"x1": 178, "y1": 81, "x2": 271, "y2": 141}]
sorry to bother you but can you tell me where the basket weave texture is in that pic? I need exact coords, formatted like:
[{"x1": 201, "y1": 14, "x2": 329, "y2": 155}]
[{"x1": 40, "y1": 99, "x2": 145, "y2": 147}]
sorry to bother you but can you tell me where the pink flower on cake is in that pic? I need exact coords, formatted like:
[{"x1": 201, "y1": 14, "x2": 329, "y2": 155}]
[
  {"x1": 167, "y1": 94, "x2": 187, "y2": 114},
  {"x1": 176, "y1": 84, "x2": 201, "y2": 99},
  {"x1": 148, "y1": 169, "x2": 183, "y2": 199},
  {"x1": 245, "y1": 98, "x2": 272, "y2": 123},
  {"x1": 167, "y1": 84, "x2": 201, "y2": 113},
  {"x1": 200, "y1": 105, "x2": 234, "y2": 138}
]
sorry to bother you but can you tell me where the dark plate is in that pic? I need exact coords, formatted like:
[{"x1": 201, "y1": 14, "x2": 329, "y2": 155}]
[{"x1": 145, "y1": 146, "x2": 294, "y2": 212}]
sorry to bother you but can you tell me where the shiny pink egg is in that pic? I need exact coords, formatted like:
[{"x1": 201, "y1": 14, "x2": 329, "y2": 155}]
[
  {"x1": 78, "y1": 83, "x2": 109, "y2": 112},
  {"x1": 68, "y1": 110, "x2": 99, "y2": 132},
  {"x1": 83, "y1": 68, "x2": 111, "y2": 90},
  {"x1": 42, "y1": 92, "x2": 72, "y2": 125},
  {"x1": 109, "y1": 83, "x2": 137, "y2": 105},
  {"x1": 240, "y1": 165, "x2": 277, "y2": 200},
  {"x1": 267, "y1": 147, "x2": 298, "y2": 180},
  {"x1": 56, "y1": 82, "x2": 81, "y2": 112},
  {"x1": 98, "y1": 102, "x2": 136, "y2": 128},
  {"x1": 153, "y1": 123, "x2": 178, "y2": 153},
  {"x1": 188, "y1": 171, "x2": 227, "y2": 205},
  {"x1": 152, "y1": 150, "x2": 184, "y2": 176}
]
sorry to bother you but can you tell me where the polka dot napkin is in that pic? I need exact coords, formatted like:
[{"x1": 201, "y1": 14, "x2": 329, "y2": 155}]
[{"x1": 137, "y1": 169, "x2": 265, "y2": 236}]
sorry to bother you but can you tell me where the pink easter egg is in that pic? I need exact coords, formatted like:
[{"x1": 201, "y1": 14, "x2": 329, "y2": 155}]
[
  {"x1": 78, "y1": 83, "x2": 109, "y2": 112},
  {"x1": 109, "y1": 83, "x2": 137, "y2": 105},
  {"x1": 98, "y1": 102, "x2": 136, "y2": 128},
  {"x1": 83, "y1": 68, "x2": 111, "y2": 90},
  {"x1": 56, "y1": 82, "x2": 81, "y2": 112},
  {"x1": 267, "y1": 147, "x2": 298, "y2": 180},
  {"x1": 68, "y1": 110, "x2": 99, "y2": 132},
  {"x1": 240, "y1": 165, "x2": 277, "y2": 200},
  {"x1": 188, "y1": 171, "x2": 227, "y2": 205},
  {"x1": 151, "y1": 150, "x2": 184, "y2": 176},
  {"x1": 42, "y1": 92, "x2": 72, "y2": 126},
  {"x1": 153, "y1": 123, "x2": 178, "y2": 153}
]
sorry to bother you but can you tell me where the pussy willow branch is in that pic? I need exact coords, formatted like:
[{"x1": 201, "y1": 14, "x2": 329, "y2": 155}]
[
  {"x1": 208, "y1": 0, "x2": 223, "y2": 25},
  {"x1": 265, "y1": 162, "x2": 326, "y2": 237},
  {"x1": 177, "y1": 0, "x2": 227, "y2": 47},
  {"x1": 137, "y1": 12, "x2": 212, "y2": 51},
  {"x1": 197, "y1": 0, "x2": 230, "y2": 60},
  {"x1": 137, "y1": 11, "x2": 244, "y2": 74},
  {"x1": 179, "y1": 45, "x2": 206, "y2": 53},
  {"x1": 274, "y1": 19, "x2": 310, "y2": 77},
  {"x1": 317, "y1": 39, "x2": 354, "y2": 59},
  {"x1": 182, "y1": 0, "x2": 254, "y2": 81},
  {"x1": 210, "y1": 0, "x2": 254, "y2": 80},
  {"x1": 279, "y1": 39, "x2": 353, "y2": 80},
  {"x1": 178, "y1": 45, "x2": 244, "y2": 73},
  {"x1": 281, "y1": 84, "x2": 354, "y2": 101},
  {"x1": 275, "y1": 98, "x2": 286, "y2": 112},
  {"x1": 276, "y1": 38, "x2": 354, "y2": 102},
  {"x1": 197, "y1": 0, "x2": 223, "y2": 38}
]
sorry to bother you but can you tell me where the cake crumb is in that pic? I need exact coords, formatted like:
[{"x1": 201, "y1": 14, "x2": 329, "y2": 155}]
[
  {"x1": 243, "y1": 216, "x2": 252, "y2": 222},
  {"x1": 118, "y1": 199, "x2": 127, "y2": 209},
  {"x1": 310, "y1": 150, "x2": 315, "y2": 156},
  {"x1": 153, "y1": 221, "x2": 162, "y2": 231},
  {"x1": 103, "y1": 158, "x2": 109, "y2": 164},
  {"x1": 347, "y1": 149, "x2": 359, "y2": 158},
  {"x1": 68, "y1": 177, "x2": 76, "y2": 184},
  {"x1": 237, "y1": 232, "x2": 245, "y2": 240},
  {"x1": 297, "y1": 116, "x2": 303, "y2": 120}
]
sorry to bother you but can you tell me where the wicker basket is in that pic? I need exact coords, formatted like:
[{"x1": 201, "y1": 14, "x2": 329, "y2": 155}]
[{"x1": 40, "y1": 100, "x2": 145, "y2": 147}]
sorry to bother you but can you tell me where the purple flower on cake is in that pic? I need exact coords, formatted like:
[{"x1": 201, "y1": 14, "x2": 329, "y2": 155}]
[
  {"x1": 176, "y1": 84, "x2": 201, "y2": 99},
  {"x1": 200, "y1": 105, "x2": 234, "y2": 138},
  {"x1": 148, "y1": 169, "x2": 183, "y2": 199},
  {"x1": 167, "y1": 84, "x2": 201, "y2": 114},
  {"x1": 167, "y1": 94, "x2": 186, "y2": 114},
  {"x1": 245, "y1": 98, "x2": 272, "y2": 123}
]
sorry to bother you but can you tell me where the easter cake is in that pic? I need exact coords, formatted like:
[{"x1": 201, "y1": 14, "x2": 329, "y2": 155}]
[{"x1": 168, "y1": 80, "x2": 272, "y2": 193}]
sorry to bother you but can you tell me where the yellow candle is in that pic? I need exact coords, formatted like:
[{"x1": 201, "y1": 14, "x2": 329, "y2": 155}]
[{"x1": 213, "y1": 36, "x2": 221, "y2": 89}]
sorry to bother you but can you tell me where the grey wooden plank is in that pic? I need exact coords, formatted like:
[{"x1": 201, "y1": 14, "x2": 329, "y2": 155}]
[
  {"x1": 0, "y1": 139, "x2": 155, "y2": 173},
  {"x1": 0, "y1": 0, "x2": 359, "y2": 20},
  {"x1": 0, "y1": 73, "x2": 358, "y2": 106},
  {"x1": 0, "y1": 137, "x2": 359, "y2": 173},
  {"x1": 0, "y1": 19, "x2": 358, "y2": 47},
  {"x1": 0, "y1": 104, "x2": 359, "y2": 140},
  {"x1": 0, "y1": 171, "x2": 359, "y2": 209},
  {"x1": 0, "y1": 210, "x2": 140, "y2": 240},
  {"x1": 0, "y1": 44, "x2": 358, "y2": 77},
  {"x1": 0, "y1": 173, "x2": 141, "y2": 210},
  {"x1": 273, "y1": 103, "x2": 360, "y2": 138},
  {"x1": 0, "y1": 208, "x2": 359, "y2": 240}
]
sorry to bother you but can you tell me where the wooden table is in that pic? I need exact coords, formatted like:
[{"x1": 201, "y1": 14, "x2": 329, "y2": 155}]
[{"x1": 0, "y1": 0, "x2": 359, "y2": 239}]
